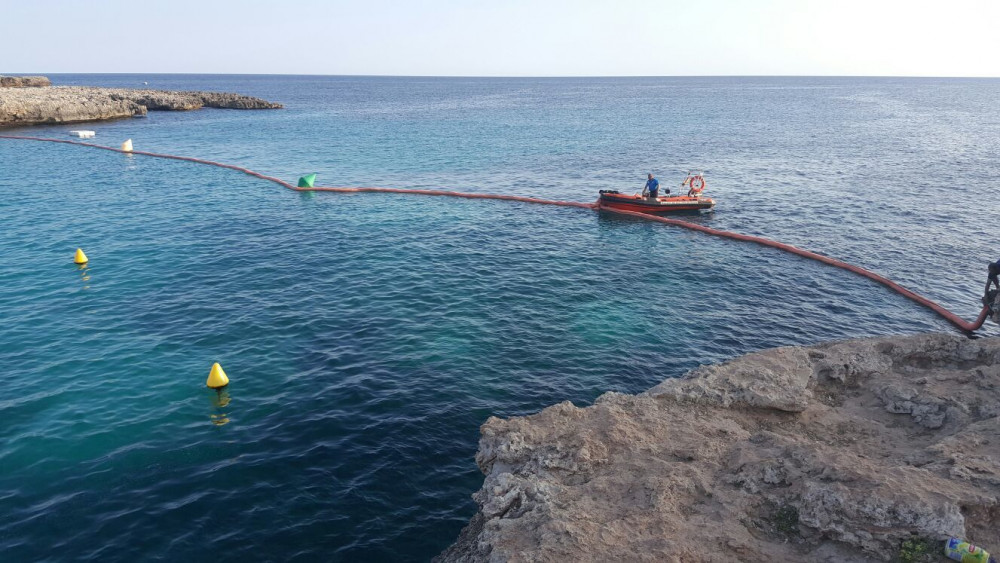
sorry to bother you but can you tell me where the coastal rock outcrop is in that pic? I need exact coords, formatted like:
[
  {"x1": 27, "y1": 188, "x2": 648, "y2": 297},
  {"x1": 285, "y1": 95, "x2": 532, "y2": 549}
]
[
  {"x1": 0, "y1": 82, "x2": 281, "y2": 127},
  {"x1": 0, "y1": 75, "x2": 52, "y2": 88},
  {"x1": 438, "y1": 333, "x2": 1000, "y2": 562},
  {"x1": 106, "y1": 89, "x2": 283, "y2": 111}
]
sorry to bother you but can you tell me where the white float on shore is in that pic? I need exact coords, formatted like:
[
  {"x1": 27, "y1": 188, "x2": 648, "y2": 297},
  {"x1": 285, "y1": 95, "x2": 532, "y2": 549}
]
[{"x1": 69, "y1": 130, "x2": 96, "y2": 139}]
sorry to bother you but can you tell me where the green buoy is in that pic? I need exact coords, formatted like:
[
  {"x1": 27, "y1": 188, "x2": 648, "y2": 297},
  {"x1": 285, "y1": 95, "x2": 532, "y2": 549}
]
[{"x1": 297, "y1": 173, "x2": 317, "y2": 188}]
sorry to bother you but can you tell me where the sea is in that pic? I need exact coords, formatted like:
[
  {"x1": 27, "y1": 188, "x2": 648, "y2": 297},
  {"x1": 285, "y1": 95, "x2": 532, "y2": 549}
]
[{"x1": 1, "y1": 75, "x2": 998, "y2": 561}]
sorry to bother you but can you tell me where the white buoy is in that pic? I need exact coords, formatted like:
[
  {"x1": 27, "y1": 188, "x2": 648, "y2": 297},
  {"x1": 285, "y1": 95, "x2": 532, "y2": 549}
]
[{"x1": 121, "y1": 139, "x2": 133, "y2": 152}]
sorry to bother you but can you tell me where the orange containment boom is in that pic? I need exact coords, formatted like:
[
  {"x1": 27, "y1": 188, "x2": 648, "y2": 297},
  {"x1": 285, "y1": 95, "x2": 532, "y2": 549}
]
[{"x1": 0, "y1": 134, "x2": 989, "y2": 333}]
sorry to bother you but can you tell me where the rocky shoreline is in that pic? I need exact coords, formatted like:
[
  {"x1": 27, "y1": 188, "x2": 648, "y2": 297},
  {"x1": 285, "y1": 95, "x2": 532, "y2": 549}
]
[
  {"x1": 0, "y1": 76, "x2": 281, "y2": 127},
  {"x1": 438, "y1": 332, "x2": 1000, "y2": 562},
  {"x1": 0, "y1": 75, "x2": 51, "y2": 88}
]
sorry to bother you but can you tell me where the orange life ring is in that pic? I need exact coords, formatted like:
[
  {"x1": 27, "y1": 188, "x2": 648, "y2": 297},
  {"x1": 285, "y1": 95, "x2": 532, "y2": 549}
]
[{"x1": 688, "y1": 175, "x2": 705, "y2": 195}]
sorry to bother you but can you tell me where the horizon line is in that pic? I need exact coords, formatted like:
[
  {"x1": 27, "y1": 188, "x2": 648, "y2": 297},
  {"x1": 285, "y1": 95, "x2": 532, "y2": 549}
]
[{"x1": 6, "y1": 72, "x2": 1000, "y2": 80}]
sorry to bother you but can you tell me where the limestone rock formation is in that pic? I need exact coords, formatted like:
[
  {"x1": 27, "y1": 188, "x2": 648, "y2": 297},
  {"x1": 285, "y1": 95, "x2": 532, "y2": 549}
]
[
  {"x1": 439, "y1": 333, "x2": 1000, "y2": 562},
  {"x1": 0, "y1": 75, "x2": 52, "y2": 88},
  {"x1": 0, "y1": 83, "x2": 281, "y2": 127},
  {"x1": 105, "y1": 88, "x2": 283, "y2": 111}
]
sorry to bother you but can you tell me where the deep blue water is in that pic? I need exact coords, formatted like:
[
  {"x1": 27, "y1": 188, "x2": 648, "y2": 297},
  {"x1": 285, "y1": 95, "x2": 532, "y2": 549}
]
[{"x1": 1, "y1": 75, "x2": 998, "y2": 561}]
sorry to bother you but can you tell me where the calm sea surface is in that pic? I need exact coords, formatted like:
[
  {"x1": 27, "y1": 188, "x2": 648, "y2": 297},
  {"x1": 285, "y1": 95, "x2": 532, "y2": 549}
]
[{"x1": 2, "y1": 75, "x2": 999, "y2": 561}]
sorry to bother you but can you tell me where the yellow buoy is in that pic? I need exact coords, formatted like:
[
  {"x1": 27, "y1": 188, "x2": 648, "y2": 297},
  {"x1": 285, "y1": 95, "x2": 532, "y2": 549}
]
[
  {"x1": 121, "y1": 139, "x2": 133, "y2": 152},
  {"x1": 74, "y1": 248, "x2": 89, "y2": 264},
  {"x1": 206, "y1": 362, "x2": 230, "y2": 389}
]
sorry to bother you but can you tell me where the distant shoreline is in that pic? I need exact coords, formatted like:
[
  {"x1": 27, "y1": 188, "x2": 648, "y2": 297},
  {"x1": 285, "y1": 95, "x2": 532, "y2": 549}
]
[{"x1": 0, "y1": 75, "x2": 281, "y2": 128}]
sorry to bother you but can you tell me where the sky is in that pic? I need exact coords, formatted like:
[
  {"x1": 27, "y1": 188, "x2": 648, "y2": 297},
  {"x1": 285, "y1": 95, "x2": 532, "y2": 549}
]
[{"x1": 2, "y1": 0, "x2": 999, "y2": 76}]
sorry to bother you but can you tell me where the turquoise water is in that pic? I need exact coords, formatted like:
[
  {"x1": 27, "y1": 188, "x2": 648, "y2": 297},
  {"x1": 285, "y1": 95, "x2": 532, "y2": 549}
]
[{"x1": 2, "y1": 76, "x2": 999, "y2": 561}]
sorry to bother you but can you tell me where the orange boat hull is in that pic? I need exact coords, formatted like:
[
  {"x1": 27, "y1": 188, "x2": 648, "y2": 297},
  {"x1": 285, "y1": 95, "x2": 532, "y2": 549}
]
[{"x1": 598, "y1": 192, "x2": 715, "y2": 214}]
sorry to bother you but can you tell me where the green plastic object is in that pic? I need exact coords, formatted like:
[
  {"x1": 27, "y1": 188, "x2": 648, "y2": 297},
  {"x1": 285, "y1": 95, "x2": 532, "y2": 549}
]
[{"x1": 297, "y1": 173, "x2": 317, "y2": 188}]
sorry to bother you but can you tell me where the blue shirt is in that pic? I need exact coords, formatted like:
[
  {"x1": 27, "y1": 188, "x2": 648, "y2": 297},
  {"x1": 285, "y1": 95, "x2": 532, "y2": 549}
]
[{"x1": 644, "y1": 178, "x2": 659, "y2": 192}]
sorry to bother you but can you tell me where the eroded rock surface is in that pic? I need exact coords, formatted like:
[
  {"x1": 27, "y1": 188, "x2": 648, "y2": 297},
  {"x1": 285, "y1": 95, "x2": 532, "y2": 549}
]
[
  {"x1": 0, "y1": 75, "x2": 51, "y2": 88},
  {"x1": 0, "y1": 84, "x2": 281, "y2": 127},
  {"x1": 438, "y1": 333, "x2": 1000, "y2": 562}
]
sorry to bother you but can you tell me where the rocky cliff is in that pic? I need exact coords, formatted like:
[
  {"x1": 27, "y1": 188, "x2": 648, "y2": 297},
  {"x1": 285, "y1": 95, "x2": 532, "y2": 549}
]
[
  {"x1": 438, "y1": 333, "x2": 1000, "y2": 562},
  {"x1": 0, "y1": 83, "x2": 281, "y2": 127}
]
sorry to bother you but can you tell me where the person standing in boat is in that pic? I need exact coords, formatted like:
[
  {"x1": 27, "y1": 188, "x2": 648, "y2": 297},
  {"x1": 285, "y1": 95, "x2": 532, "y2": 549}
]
[{"x1": 643, "y1": 173, "x2": 660, "y2": 199}]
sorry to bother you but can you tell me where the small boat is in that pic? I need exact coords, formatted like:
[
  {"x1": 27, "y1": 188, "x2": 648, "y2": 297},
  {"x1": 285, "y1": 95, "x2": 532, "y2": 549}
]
[
  {"x1": 598, "y1": 172, "x2": 715, "y2": 214},
  {"x1": 69, "y1": 130, "x2": 96, "y2": 139}
]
